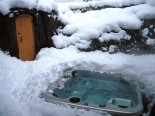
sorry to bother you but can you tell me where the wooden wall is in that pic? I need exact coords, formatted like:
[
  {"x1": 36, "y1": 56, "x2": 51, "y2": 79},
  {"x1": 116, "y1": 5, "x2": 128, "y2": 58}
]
[{"x1": 0, "y1": 8, "x2": 63, "y2": 58}]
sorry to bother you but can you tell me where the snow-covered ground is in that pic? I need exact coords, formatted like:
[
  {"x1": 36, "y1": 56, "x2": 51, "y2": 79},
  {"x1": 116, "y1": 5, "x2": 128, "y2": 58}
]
[{"x1": 0, "y1": 0, "x2": 155, "y2": 116}]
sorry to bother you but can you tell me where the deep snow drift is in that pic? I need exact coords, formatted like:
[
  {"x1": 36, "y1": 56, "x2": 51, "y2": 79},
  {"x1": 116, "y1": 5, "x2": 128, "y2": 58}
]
[{"x1": 0, "y1": 0, "x2": 155, "y2": 116}]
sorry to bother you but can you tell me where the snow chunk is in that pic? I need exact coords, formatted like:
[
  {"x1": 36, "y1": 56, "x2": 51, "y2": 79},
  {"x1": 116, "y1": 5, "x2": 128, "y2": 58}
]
[
  {"x1": 99, "y1": 30, "x2": 131, "y2": 42},
  {"x1": 146, "y1": 38, "x2": 155, "y2": 46},
  {"x1": 150, "y1": 25, "x2": 153, "y2": 28},
  {"x1": 108, "y1": 45, "x2": 118, "y2": 53},
  {"x1": 142, "y1": 28, "x2": 149, "y2": 37},
  {"x1": 52, "y1": 34, "x2": 69, "y2": 48},
  {"x1": 52, "y1": 34, "x2": 91, "y2": 49}
]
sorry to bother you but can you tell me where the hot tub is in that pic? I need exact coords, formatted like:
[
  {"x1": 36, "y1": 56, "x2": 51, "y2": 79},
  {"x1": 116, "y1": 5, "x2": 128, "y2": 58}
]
[{"x1": 42, "y1": 70, "x2": 143, "y2": 116}]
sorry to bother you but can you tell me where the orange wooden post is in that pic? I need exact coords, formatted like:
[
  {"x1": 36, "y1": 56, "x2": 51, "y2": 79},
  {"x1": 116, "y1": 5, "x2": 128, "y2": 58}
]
[{"x1": 15, "y1": 14, "x2": 35, "y2": 61}]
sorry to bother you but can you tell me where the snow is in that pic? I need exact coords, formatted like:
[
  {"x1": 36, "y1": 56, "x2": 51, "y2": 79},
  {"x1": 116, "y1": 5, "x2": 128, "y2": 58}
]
[
  {"x1": 108, "y1": 45, "x2": 118, "y2": 53},
  {"x1": 0, "y1": 0, "x2": 57, "y2": 15},
  {"x1": 57, "y1": 0, "x2": 146, "y2": 10},
  {"x1": 142, "y1": 28, "x2": 155, "y2": 46},
  {"x1": 0, "y1": 0, "x2": 155, "y2": 116},
  {"x1": 99, "y1": 30, "x2": 131, "y2": 42},
  {"x1": 53, "y1": 3, "x2": 155, "y2": 48},
  {"x1": 146, "y1": 38, "x2": 155, "y2": 46},
  {"x1": 147, "y1": 0, "x2": 155, "y2": 6},
  {"x1": 1, "y1": 46, "x2": 155, "y2": 116},
  {"x1": 142, "y1": 28, "x2": 149, "y2": 37},
  {"x1": 37, "y1": 0, "x2": 57, "y2": 12}
]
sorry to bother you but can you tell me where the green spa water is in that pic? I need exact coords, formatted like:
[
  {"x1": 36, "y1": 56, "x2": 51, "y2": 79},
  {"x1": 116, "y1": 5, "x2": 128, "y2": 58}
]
[{"x1": 53, "y1": 70, "x2": 138, "y2": 108}]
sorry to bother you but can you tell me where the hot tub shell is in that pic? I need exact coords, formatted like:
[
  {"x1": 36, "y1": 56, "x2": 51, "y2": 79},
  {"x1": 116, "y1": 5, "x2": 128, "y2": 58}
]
[{"x1": 42, "y1": 70, "x2": 143, "y2": 116}]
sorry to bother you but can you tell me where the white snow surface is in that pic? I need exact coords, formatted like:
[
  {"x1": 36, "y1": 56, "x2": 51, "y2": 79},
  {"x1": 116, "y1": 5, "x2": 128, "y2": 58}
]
[
  {"x1": 53, "y1": 1, "x2": 155, "y2": 48},
  {"x1": 0, "y1": 0, "x2": 57, "y2": 15},
  {"x1": 57, "y1": 0, "x2": 146, "y2": 10},
  {"x1": 0, "y1": 0, "x2": 155, "y2": 116}
]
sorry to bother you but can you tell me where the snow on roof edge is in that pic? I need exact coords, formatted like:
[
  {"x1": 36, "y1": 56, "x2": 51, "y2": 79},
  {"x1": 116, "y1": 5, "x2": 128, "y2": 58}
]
[{"x1": 0, "y1": 0, "x2": 58, "y2": 15}]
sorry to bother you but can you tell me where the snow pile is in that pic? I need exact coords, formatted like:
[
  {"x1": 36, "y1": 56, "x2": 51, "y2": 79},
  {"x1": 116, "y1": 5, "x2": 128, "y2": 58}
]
[
  {"x1": 53, "y1": 3, "x2": 155, "y2": 48},
  {"x1": 0, "y1": 0, "x2": 57, "y2": 15}
]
